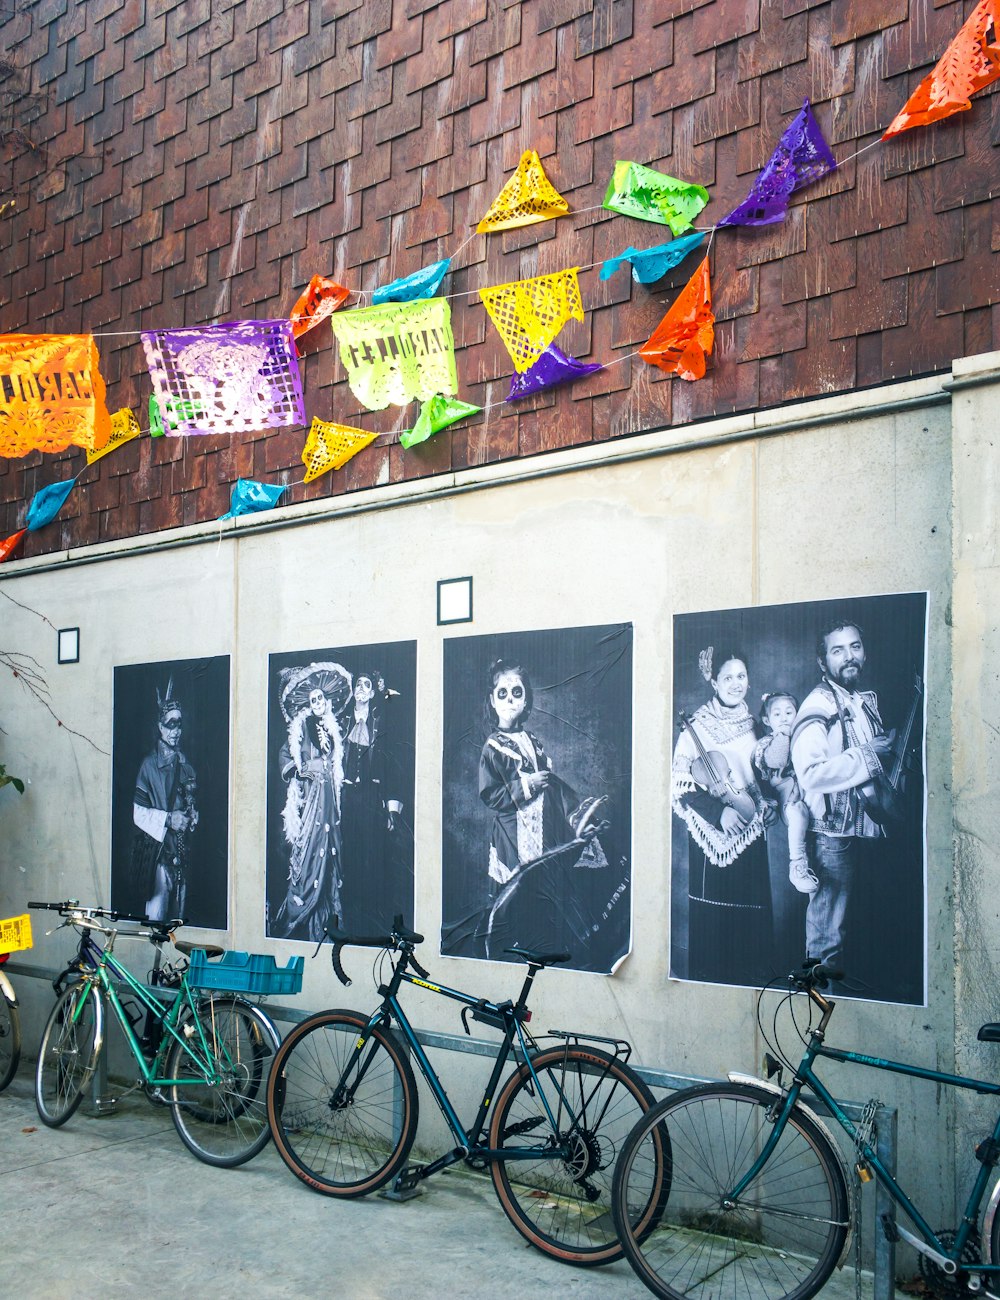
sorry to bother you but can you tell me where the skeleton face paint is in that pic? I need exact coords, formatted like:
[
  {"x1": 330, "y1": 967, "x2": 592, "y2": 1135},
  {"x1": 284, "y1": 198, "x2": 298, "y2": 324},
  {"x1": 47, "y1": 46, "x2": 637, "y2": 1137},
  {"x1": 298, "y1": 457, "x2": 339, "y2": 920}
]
[{"x1": 492, "y1": 671, "x2": 527, "y2": 731}]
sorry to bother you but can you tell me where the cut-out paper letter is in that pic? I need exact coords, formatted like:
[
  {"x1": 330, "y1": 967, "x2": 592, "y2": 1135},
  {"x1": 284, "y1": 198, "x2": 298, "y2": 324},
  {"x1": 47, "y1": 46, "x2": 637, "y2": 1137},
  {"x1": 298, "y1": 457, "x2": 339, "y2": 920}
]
[
  {"x1": 719, "y1": 99, "x2": 836, "y2": 228},
  {"x1": 141, "y1": 321, "x2": 306, "y2": 436},
  {"x1": 505, "y1": 345, "x2": 602, "y2": 402},
  {"x1": 599, "y1": 232, "x2": 708, "y2": 284},
  {"x1": 399, "y1": 394, "x2": 481, "y2": 449},
  {"x1": 602, "y1": 162, "x2": 709, "y2": 234},
  {"x1": 289, "y1": 275, "x2": 351, "y2": 339},
  {"x1": 302, "y1": 419, "x2": 378, "y2": 482},
  {"x1": 328, "y1": 298, "x2": 458, "y2": 411},
  {"x1": 477, "y1": 150, "x2": 570, "y2": 233},
  {"x1": 640, "y1": 256, "x2": 714, "y2": 382},
  {"x1": 883, "y1": 0, "x2": 1000, "y2": 139},
  {"x1": 0, "y1": 334, "x2": 111, "y2": 457},
  {"x1": 87, "y1": 408, "x2": 141, "y2": 465},
  {"x1": 479, "y1": 269, "x2": 584, "y2": 373},
  {"x1": 373, "y1": 260, "x2": 451, "y2": 305},
  {"x1": 218, "y1": 479, "x2": 288, "y2": 521}
]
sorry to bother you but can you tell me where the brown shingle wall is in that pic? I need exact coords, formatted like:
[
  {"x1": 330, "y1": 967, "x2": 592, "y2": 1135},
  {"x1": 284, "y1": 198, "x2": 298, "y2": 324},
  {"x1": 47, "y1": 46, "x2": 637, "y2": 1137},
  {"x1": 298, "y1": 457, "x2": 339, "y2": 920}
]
[{"x1": 1, "y1": 0, "x2": 997, "y2": 556}]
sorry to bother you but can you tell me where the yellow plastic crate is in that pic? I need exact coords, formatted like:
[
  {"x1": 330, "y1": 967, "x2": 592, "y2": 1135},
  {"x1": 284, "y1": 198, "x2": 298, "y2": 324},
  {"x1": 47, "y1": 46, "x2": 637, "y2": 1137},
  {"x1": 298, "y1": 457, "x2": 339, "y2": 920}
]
[{"x1": 0, "y1": 913, "x2": 32, "y2": 955}]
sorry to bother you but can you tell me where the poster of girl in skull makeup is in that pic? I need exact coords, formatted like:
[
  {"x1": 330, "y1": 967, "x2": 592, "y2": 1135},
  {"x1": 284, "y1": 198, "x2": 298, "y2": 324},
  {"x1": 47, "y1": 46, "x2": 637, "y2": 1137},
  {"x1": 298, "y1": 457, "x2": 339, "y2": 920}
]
[
  {"x1": 441, "y1": 624, "x2": 633, "y2": 975},
  {"x1": 265, "y1": 641, "x2": 416, "y2": 942},
  {"x1": 110, "y1": 656, "x2": 231, "y2": 931}
]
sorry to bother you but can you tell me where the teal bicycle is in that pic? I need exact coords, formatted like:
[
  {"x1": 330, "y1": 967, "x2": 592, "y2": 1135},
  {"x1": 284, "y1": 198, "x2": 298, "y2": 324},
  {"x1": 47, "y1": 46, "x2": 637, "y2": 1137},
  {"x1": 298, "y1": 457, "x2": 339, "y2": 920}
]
[
  {"x1": 612, "y1": 960, "x2": 1000, "y2": 1300},
  {"x1": 30, "y1": 901, "x2": 290, "y2": 1168},
  {"x1": 266, "y1": 916, "x2": 668, "y2": 1267}
]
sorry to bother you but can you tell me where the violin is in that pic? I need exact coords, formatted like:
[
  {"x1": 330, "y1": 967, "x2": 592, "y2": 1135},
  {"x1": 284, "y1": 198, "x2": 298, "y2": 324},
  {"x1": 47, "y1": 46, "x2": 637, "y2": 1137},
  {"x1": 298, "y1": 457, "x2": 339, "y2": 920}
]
[
  {"x1": 678, "y1": 710, "x2": 757, "y2": 825},
  {"x1": 860, "y1": 673, "x2": 922, "y2": 827}
]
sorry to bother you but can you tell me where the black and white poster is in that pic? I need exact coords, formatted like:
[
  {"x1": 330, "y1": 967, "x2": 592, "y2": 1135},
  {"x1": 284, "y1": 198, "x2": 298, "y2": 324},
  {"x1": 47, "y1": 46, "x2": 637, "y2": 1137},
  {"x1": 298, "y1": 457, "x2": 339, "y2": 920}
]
[
  {"x1": 265, "y1": 641, "x2": 416, "y2": 941},
  {"x1": 441, "y1": 624, "x2": 633, "y2": 974},
  {"x1": 110, "y1": 656, "x2": 231, "y2": 931},
  {"x1": 670, "y1": 593, "x2": 927, "y2": 1005}
]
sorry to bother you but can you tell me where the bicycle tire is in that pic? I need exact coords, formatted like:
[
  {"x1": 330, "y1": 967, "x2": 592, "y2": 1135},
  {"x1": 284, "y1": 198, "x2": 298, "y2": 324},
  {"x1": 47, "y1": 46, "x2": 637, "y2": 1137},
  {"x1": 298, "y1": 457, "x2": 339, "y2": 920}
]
[
  {"x1": 0, "y1": 991, "x2": 21, "y2": 1092},
  {"x1": 266, "y1": 1008, "x2": 418, "y2": 1197},
  {"x1": 612, "y1": 1081, "x2": 849, "y2": 1300},
  {"x1": 489, "y1": 1044, "x2": 667, "y2": 1266},
  {"x1": 166, "y1": 996, "x2": 280, "y2": 1168},
  {"x1": 35, "y1": 981, "x2": 103, "y2": 1127}
]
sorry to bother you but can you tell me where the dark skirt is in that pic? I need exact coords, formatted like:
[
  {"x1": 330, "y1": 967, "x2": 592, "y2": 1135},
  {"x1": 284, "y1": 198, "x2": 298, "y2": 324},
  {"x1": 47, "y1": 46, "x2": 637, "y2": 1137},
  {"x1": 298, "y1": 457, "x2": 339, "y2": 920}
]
[{"x1": 687, "y1": 835, "x2": 774, "y2": 988}]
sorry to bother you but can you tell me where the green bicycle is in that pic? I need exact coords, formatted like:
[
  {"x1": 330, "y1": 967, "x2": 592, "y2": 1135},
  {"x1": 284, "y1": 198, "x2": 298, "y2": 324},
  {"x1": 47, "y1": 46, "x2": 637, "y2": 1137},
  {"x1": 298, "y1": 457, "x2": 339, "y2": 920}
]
[
  {"x1": 30, "y1": 901, "x2": 290, "y2": 1168},
  {"x1": 612, "y1": 960, "x2": 1000, "y2": 1300}
]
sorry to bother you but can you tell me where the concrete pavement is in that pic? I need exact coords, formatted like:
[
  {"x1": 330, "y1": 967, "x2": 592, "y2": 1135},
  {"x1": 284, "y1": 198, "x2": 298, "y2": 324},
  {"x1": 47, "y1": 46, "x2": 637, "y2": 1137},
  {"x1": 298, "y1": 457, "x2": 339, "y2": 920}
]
[{"x1": 3, "y1": 1071, "x2": 652, "y2": 1299}]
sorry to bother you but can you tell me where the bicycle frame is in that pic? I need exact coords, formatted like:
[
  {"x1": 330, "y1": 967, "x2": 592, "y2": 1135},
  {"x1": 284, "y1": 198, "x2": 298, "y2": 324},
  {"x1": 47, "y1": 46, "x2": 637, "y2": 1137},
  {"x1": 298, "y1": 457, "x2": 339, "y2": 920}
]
[
  {"x1": 69, "y1": 932, "x2": 231, "y2": 1090},
  {"x1": 353, "y1": 954, "x2": 626, "y2": 1180},
  {"x1": 731, "y1": 993, "x2": 1000, "y2": 1282}
]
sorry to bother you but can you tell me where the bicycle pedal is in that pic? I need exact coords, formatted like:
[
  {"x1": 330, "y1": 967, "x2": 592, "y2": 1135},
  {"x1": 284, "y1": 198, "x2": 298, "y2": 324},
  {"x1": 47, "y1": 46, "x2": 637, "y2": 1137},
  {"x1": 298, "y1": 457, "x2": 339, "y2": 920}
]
[
  {"x1": 380, "y1": 1166, "x2": 424, "y2": 1201},
  {"x1": 880, "y1": 1212, "x2": 900, "y2": 1244},
  {"x1": 93, "y1": 1095, "x2": 120, "y2": 1113}
]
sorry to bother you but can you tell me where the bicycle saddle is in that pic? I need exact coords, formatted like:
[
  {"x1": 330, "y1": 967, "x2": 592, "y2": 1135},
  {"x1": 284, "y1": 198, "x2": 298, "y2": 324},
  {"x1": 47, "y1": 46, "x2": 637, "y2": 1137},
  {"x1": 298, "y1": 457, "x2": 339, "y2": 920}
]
[
  {"x1": 977, "y1": 1023, "x2": 1000, "y2": 1042},
  {"x1": 505, "y1": 947, "x2": 571, "y2": 967},
  {"x1": 174, "y1": 940, "x2": 226, "y2": 959}
]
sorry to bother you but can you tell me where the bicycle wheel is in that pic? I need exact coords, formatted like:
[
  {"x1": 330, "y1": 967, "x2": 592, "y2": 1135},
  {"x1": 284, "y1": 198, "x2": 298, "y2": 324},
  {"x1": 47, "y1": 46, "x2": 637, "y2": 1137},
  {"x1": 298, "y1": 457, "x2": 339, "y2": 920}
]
[
  {"x1": 0, "y1": 992, "x2": 21, "y2": 1092},
  {"x1": 489, "y1": 1044, "x2": 667, "y2": 1266},
  {"x1": 612, "y1": 1082, "x2": 849, "y2": 1300},
  {"x1": 267, "y1": 1008, "x2": 418, "y2": 1197},
  {"x1": 35, "y1": 981, "x2": 103, "y2": 1126},
  {"x1": 166, "y1": 996, "x2": 280, "y2": 1168}
]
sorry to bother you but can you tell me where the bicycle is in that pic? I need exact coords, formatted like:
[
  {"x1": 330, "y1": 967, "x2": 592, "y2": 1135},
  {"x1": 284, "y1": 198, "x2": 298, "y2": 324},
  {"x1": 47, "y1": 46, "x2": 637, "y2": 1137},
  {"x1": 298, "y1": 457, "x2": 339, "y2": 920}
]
[
  {"x1": 612, "y1": 959, "x2": 1000, "y2": 1300},
  {"x1": 266, "y1": 914, "x2": 669, "y2": 1267},
  {"x1": 29, "y1": 901, "x2": 289, "y2": 1168},
  {"x1": 0, "y1": 912, "x2": 33, "y2": 1092}
]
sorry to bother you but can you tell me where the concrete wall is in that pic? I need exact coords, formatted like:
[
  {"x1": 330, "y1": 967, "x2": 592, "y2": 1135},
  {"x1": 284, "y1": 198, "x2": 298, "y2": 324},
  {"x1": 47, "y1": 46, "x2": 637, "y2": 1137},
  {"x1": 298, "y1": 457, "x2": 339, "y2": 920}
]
[{"x1": 3, "y1": 354, "x2": 999, "y2": 1259}]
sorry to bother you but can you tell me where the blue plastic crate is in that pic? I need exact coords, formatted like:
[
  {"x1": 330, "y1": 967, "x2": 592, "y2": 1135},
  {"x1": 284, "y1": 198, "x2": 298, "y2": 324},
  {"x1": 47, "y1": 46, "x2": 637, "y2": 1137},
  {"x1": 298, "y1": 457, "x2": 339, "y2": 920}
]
[{"x1": 187, "y1": 949, "x2": 303, "y2": 996}]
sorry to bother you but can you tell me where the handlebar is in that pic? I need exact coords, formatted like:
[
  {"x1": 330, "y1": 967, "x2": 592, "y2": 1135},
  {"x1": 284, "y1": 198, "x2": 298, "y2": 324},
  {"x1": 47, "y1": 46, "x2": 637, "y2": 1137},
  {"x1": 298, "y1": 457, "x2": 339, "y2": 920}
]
[
  {"x1": 325, "y1": 915, "x2": 426, "y2": 987},
  {"x1": 28, "y1": 901, "x2": 184, "y2": 941},
  {"x1": 790, "y1": 959, "x2": 844, "y2": 992}
]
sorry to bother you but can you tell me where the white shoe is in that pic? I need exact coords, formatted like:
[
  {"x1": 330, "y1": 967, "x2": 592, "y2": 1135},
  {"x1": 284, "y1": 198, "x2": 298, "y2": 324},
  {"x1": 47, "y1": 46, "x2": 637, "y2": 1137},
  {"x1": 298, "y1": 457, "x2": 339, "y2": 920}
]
[{"x1": 789, "y1": 858, "x2": 819, "y2": 894}]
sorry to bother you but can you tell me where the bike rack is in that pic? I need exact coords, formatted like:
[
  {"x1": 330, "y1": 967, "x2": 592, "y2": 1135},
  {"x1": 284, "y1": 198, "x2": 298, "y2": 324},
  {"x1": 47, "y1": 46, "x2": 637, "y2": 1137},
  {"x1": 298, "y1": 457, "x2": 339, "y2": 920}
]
[{"x1": 10, "y1": 961, "x2": 897, "y2": 1300}]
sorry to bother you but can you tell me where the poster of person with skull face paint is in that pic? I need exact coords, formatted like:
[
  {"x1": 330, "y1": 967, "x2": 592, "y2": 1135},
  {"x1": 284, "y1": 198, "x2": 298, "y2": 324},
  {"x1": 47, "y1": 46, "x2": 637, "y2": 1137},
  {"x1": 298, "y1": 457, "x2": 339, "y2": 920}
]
[
  {"x1": 441, "y1": 624, "x2": 633, "y2": 974},
  {"x1": 265, "y1": 641, "x2": 416, "y2": 941},
  {"x1": 111, "y1": 656, "x2": 231, "y2": 931}
]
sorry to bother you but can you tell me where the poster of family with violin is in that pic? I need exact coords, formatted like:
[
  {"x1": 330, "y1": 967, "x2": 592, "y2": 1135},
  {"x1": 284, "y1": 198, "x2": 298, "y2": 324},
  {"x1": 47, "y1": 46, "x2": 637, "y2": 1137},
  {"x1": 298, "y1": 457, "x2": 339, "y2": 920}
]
[{"x1": 670, "y1": 591, "x2": 927, "y2": 1006}]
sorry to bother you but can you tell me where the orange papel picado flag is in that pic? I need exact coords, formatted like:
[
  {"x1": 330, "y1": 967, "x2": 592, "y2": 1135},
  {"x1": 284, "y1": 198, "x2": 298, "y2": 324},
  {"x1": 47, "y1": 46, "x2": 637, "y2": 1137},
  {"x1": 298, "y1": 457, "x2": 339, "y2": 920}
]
[
  {"x1": 302, "y1": 418, "x2": 378, "y2": 482},
  {"x1": 0, "y1": 334, "x2": 111, "y2": 457},
  {"x1": 86, "y1": 407, "x2": 141, "y2": 465},
  {"x1": 477, "y1": 150, "x2": 570, "y2": 233},
  {"x1": 639, "y1": 257, "x2": 714, "y2": 382},
  {"x1": 883, "y1": 0, "x2": 1000, "y2": 139},
  {"x1": 479, "y1": 269, "x2": 584, "y2": 373}
]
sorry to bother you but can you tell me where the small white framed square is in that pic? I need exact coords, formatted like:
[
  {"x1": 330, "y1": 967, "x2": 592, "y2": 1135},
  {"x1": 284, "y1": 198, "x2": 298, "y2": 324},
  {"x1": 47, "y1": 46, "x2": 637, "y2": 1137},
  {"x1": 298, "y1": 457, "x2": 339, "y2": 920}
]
[
  {"x1": 437, "y1": 577, "x2": 473, "y2": 626},
  {"x1": 57, "y1": 627, "x2": 80, "y2": 664}
]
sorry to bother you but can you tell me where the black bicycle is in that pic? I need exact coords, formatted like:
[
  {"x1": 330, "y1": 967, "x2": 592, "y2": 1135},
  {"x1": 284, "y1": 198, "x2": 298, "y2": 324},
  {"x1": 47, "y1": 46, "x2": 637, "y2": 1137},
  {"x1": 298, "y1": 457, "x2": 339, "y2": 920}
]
[{"x1": 266, "y1": 916, "x2": 669, "y2": 1267}]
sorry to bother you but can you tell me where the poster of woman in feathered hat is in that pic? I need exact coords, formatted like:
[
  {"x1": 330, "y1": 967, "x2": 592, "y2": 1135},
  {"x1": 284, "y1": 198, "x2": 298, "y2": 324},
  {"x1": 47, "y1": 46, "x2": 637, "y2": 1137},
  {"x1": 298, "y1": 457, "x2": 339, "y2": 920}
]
[
  {"x1": 265, "y1": 642, "x2": 416, "y2": 941},
  {"x1": 110, "y1": 656, "x2": 231, "y2": 930}
]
